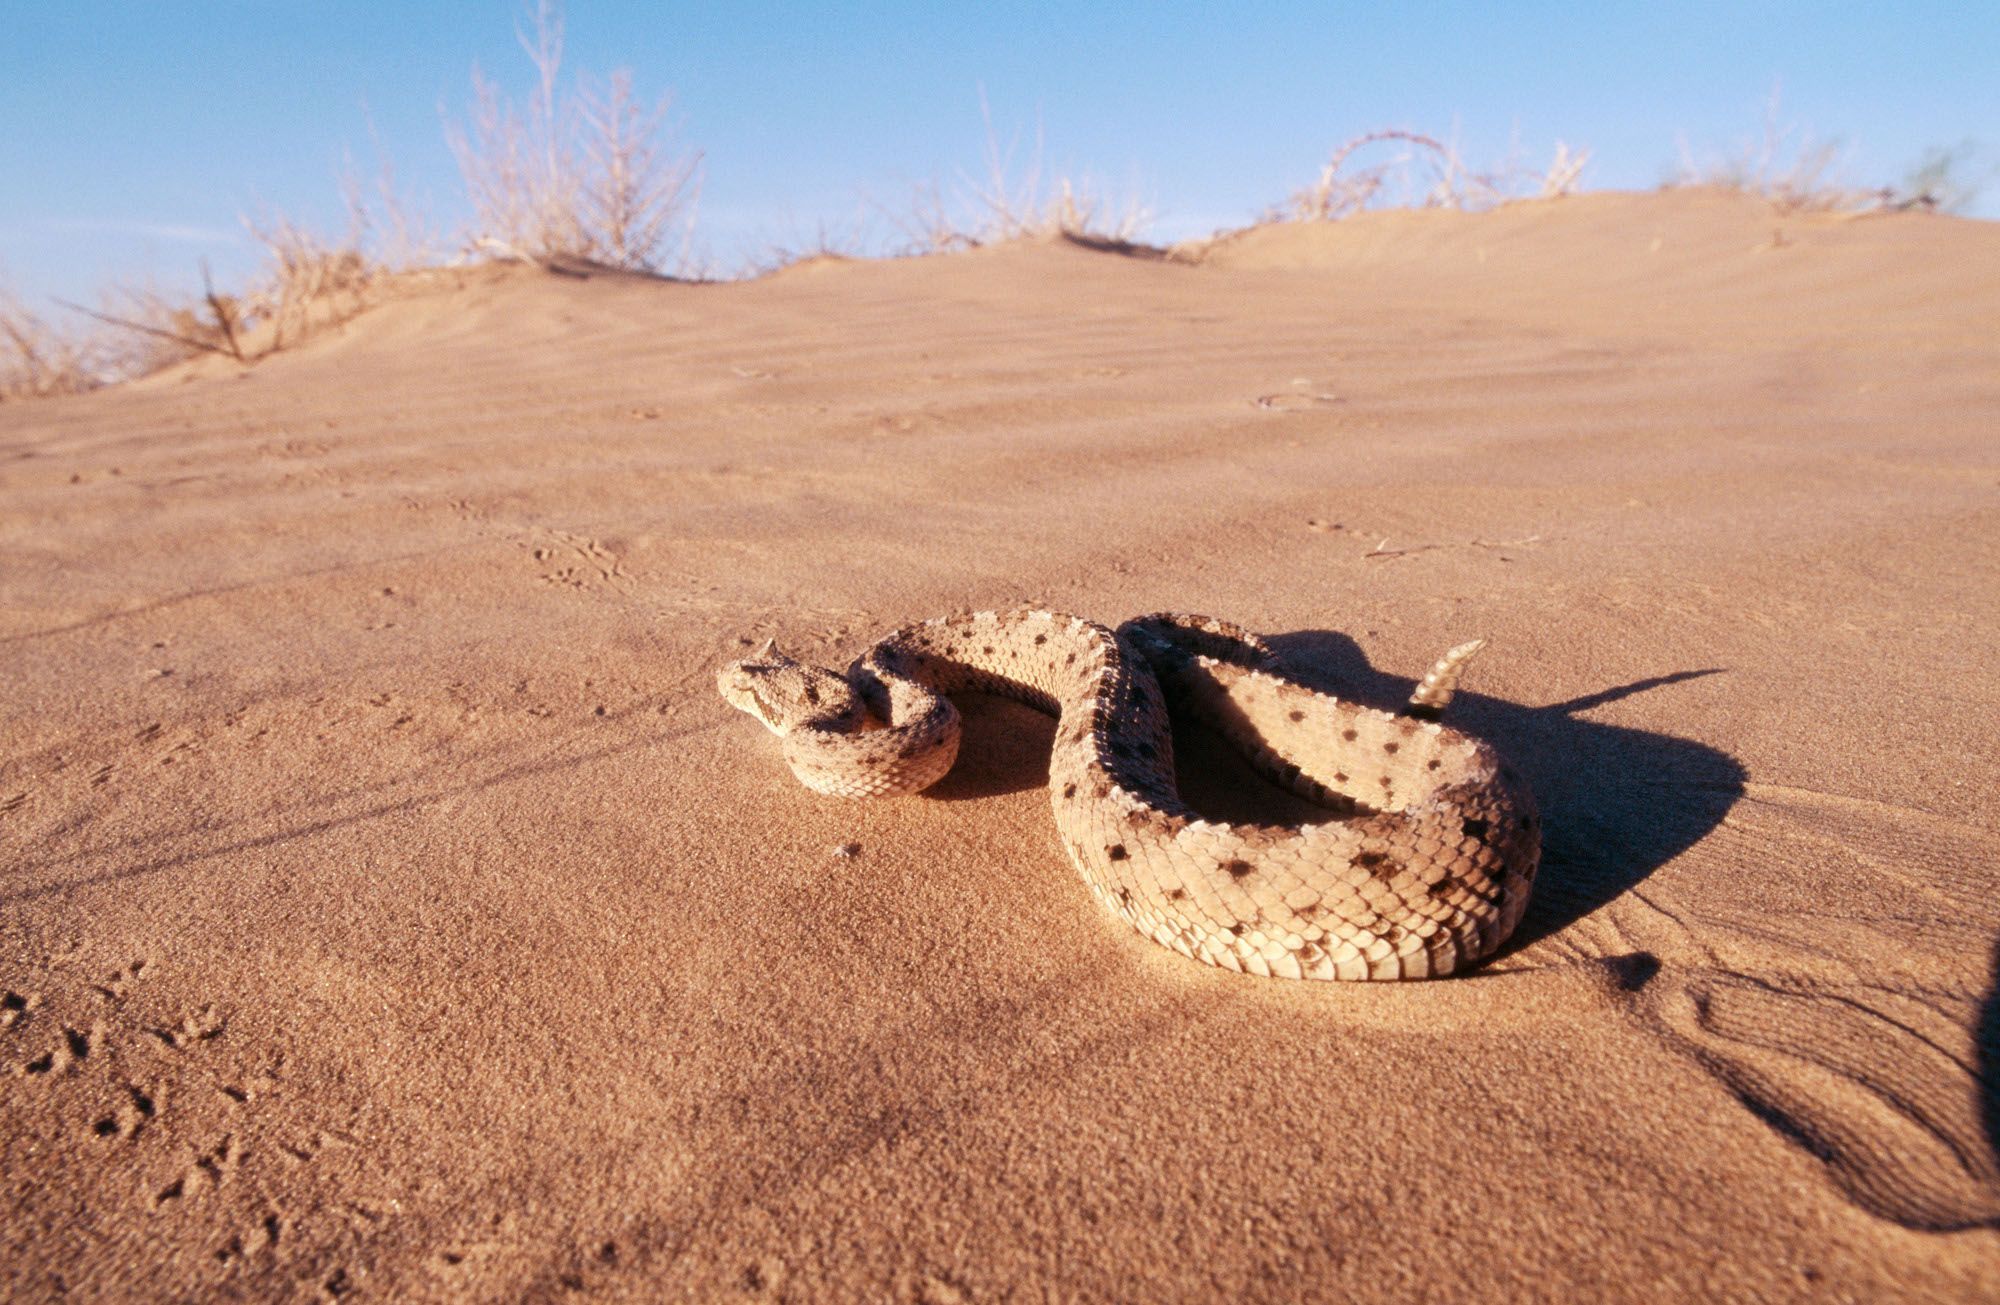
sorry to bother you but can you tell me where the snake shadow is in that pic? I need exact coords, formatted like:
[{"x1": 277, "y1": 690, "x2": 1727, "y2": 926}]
[{"x1": 931, "y1": 627, "x2": 1747, "y2": 956}]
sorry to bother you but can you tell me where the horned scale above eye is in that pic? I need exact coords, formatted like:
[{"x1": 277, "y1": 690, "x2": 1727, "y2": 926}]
[{"x1": 717, "y1": 610, "x2": 1538, "y2": 981}]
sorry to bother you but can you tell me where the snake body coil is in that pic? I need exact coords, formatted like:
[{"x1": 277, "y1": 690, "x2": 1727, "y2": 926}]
[{"x1": 719, "y1": 610, "x2": 1539, "y2": 980}]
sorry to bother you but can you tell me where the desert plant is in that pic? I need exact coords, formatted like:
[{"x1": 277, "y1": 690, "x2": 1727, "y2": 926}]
[
  {"x1": 46, "y1": 212, "x2": 388, "y2": 383},
  {"x1": 1539, "y1": 141, "x2": 1592, "y2": 197},
  {"x1": 54, "y1": 268, "x2": 246, "y2": 368},
  {"x1": 577, "y1": 70, "x2": 703, "y2": 269},
  {"x1": 1896, "y1": 141, "x2": 1995, "y2": 214},
  {"x1": 1277, "y1": 128, "x2": 1590, "y2": 222},
  {"x1": 1673, "y1": 84, "x2": 1868, "y2": 213},
  {"x1": 444, "y1": 0, "x2": 703, "y2": 272},
  {"x1": 1285, "y1": 130, "x2": 1465, "y2": 220},
  {"x1": 746, "y1": 210, "x2": 879, "y2": 276},
  {"x1": 889, "y1": 92, "x2": 1154, "y2": 252},
  {"x1": 1, "y1": 289, "x2": 103, "y2": 399},
  {"x1": 240, "y1": 213, "x2": 377, "y2": 352},
  {"x1": 57, "y1": 129, "x2": 429, "y2": 381}
]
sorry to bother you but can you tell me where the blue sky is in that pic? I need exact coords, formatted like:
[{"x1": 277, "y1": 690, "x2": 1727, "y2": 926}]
[{"x1": 4, "y1": 2, "x2": 1994, "y2": 309}]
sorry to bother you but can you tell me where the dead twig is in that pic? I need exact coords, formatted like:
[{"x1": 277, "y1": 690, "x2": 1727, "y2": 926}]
[
  {"x1": 52, "y1": 298, "x2": 237, "y2": 360},
  {"x1": 1252, "y1": 391, "x2": 1342, "y2": 410},
  {"x1": 1363, "y1": 538, "x2": 1441, "y2": 561},
  {"x1": 201, "y1": 261, "x2": 246, "y2": 362}
]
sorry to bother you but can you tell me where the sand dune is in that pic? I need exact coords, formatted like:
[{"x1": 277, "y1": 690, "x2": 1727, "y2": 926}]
[{"x1": 2, "y1": 189, "x2": 1997, "y2": 1300}]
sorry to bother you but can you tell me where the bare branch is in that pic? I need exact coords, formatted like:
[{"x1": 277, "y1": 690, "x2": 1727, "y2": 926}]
[{"x1": 53, "y1": 298, "x2": 236, "y2": 359}]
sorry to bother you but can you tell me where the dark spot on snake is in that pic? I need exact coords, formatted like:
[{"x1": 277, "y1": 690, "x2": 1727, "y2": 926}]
[
  {"x1": 1222, "y1": 859, "x2": 1254, "y2": 880},
  {"x1": 803, "y1": 683, "x2": 819, "y2": 705},
  {"x1": 1427, "y1": 758, "x2": 1441, "y2": 771},
  {"x1": 1169, "y1": 888, "x2": 1188, "y2": 901},
  {"x1": 1062, "y1": 782, "x2": 1076, "y2": 799},
  {"x1": 1383, "y1": 741, "x2": 1398, "y2": 754},
  {"x1": 1462, "y1": 817, "x2": 1490, "y2": 842},
  {"x1": 1333, "y1": 771, "x2": 1348, "y2": 783},
  {"x1": 1355, "y1": 850, "x2": 1401, "y2": 881},
  {"x1": 1117, "y1": 888, "x2": 1131, "y2": 906},
  {"x1": 1229, "y1": 923, "x2": 1246, "y2": 937},
  {"x1": 1342, "y1": 728, "x2": 1358, "y2": 741},
  {"x1": 1066, "y1": 652, "x2": 1077, "y2": 665},
  {"x1": 1034, "y1": 633, "x2": 1047, "y2": 644},
  {"x1": 1379, "y1": 776, "x2": 1393, "y2": 788},
  {"x1": 982, "y1": 645, "x2": 994, "y2": 655},
  {"x1": 1107, "y1": 844, "x2": 1128, "y2": 861}
]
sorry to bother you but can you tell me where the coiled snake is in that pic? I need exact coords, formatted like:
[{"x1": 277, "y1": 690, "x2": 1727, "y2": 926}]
[{"x1": 718, "y1": 610, "x2": 1538, "y2": 980}]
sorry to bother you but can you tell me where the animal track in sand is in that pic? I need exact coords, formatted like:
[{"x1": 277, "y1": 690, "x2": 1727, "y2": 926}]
[
  {"x1": 4, "y1": 718, "x2": 216, "y2": 837},
  {"x1": 1597, "y1": 792, "x2": 2000, "y2": 1233},
  {"x1": 9, "y1": 957, "x2": 261, "y2": 1184},
  {"x1": 91, "y1": 1082, "x2": 159, "y2": 1141},
  {"x1": 1648, "y1": 967, "x2": 2000, "y2": 1231},
  {"x1": 2, "y1": 952, "x2": 401, "y2": 1296},
  {"x1": 524, "y1": 528, "x2": 631, "y2": 591},
  {"x1": 212, "y1": 1211, "x2": 285, "y2": 1267},
  {"x1": 150, "y1": 1003, "x2": 227, "y2": 1050},
  {"x1": 153, "y1": 1133, "x2": 243, "y2": 1207},
  {"x1": 1, "y1": 988, "x2": 32, "y2": 1030},
  {"x1": 93, "y1": 958, "x2": 149, "y2": 1001},
  {"x1": 12, "y1": 1020, "x2": 100, "y2": 1077}
]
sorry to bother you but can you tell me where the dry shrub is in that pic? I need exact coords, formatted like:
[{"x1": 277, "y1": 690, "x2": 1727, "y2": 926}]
[
  {"x1": 1540, "y1": 141, "x2": 1592, "y2": 198},
  {"x1": 445, "y1": 0, "x2": 702, "y2": 272},
  {"x1": 20, "y1": 211, "x2": 397, "y2": 399},
  {"x1": 1, "y1": 289, "x2": 102, "y2": 399},
  {"x1": 1898, "y1": 142, "x2": 1995, "y2": 214},
  {"x1": 746, "y1": 212, "x2": 878, "y2": 276},
  {"x1": 240, "y1": 213, "x2": 378, "y2": 352},
  {"x1": 2, "y1": 274, "x2": 252, "y2": 400},
  {"x1": 1674, "y1": 85, "x2": 1869, "y2": 213},
  {"x1": 49, "y1": 138, "x2": 434, "y2": 391},
  {"x1": 1281, "y1": 128, "x2": 1591, "y2": 222},
  {"x1": 891, "y1": 92, "x2": 1154, "y2": 253}
]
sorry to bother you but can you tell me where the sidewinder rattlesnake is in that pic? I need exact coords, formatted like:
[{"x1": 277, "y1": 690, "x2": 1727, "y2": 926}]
[{"x1": 718, "y1": 610, "x2": 1539, "y2": 980}]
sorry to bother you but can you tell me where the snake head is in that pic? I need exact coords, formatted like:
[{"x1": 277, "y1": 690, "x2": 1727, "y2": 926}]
[{"x1": 717, "y1": 641, "x2": 862, "y2": 736}]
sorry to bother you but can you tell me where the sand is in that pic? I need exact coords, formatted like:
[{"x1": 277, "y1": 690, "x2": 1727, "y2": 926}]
[{"x1": 2, "y1": 188, "x2": 1996, "y2": 1300}]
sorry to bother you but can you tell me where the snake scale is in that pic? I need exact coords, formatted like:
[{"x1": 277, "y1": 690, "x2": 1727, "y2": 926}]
[{"x1": 718, "y1": 610, "x2": 1539, "y2": 980}]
